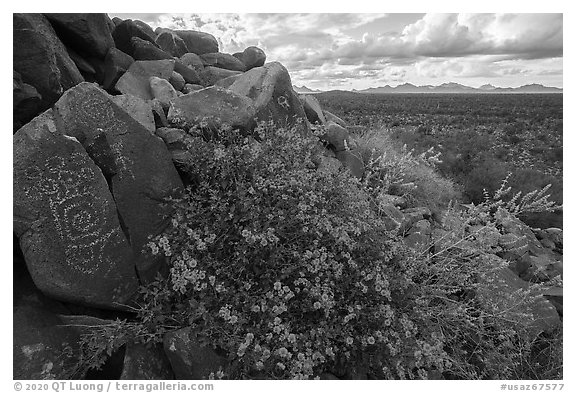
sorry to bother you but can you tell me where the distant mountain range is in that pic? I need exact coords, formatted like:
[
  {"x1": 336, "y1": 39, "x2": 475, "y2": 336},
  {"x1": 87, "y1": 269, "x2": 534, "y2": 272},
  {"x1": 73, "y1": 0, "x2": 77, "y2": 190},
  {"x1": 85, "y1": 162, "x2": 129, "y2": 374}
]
[
  {"x1": 293, "y1": 83, "x2": 562, "y2": 94},
  {"x1": 354, "y1": 82, "x2": 562, "y2": 94}
]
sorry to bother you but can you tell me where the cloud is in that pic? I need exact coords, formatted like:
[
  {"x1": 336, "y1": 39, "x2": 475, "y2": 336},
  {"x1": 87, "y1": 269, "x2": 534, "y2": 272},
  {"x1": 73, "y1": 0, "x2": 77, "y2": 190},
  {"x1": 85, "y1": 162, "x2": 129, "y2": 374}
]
[{"x1": 121, "y1": 13, "x2": 562, "y2": 89}]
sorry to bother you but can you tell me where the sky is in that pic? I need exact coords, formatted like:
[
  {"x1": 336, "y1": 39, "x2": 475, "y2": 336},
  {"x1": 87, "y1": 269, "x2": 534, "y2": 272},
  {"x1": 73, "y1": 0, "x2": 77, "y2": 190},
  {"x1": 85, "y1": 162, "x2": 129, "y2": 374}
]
[{"x1": 110, "y1": 13, "x2": 563, "y2": 91}]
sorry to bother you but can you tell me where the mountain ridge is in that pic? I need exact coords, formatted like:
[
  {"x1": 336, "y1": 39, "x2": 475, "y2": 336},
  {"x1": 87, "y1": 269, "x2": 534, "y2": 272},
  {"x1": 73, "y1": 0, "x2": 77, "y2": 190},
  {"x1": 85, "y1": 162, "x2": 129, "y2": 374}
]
[{"x1": 294, "y1": 83, "x2": 562, "y2": 94}]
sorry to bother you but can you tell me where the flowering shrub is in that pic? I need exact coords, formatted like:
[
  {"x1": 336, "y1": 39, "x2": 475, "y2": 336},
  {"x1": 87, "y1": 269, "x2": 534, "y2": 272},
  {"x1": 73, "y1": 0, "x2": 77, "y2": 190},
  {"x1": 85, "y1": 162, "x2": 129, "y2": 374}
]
[{"x1": 139, "y1": 122, "x2": 456, "y2": 379}]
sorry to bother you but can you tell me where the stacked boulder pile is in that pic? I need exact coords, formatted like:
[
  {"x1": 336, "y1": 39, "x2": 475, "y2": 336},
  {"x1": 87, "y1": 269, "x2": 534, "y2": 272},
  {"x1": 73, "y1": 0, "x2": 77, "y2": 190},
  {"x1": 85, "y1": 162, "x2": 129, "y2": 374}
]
[{"x1": 13, "y1": 13, "x2": 562, "y2": 380}]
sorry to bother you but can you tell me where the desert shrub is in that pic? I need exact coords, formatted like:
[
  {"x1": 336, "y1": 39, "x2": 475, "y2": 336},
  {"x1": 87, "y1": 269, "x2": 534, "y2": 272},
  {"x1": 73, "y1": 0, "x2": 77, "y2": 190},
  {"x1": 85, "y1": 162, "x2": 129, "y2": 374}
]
[
  {"x1": 74, "y1": 122, "x2": 561, "y2": 380},
  {"x1": 358, "y1": 127, "x2": 461, "y2": 212}
]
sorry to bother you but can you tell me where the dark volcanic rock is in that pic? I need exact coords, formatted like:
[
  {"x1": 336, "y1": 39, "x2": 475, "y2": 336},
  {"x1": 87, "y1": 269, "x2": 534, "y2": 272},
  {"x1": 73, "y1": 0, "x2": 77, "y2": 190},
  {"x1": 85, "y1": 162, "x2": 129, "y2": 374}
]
[
  {"x1": 112, "y1": 19, "x2": 158, "y2": 57},
  {"x1": 44, "y1": 13, "x2": 115, "y2": 59},
  {"x1": 168, "y1": 86, "x2": 256, "y2": 133},
  {"x1": 169, "y1": 71, "x2": 186, "y2": 91},
  {"x1": 180, "y1": 53, "x2": 205, "y2": 72},
  {"x1": 52, "y1": 83, "x2": 184, "y2": 282},
  {"x1": 156, "y1": 31, "x2": 188, "y2": 57},
  {"x1": 200, "y1": 67, "x2": 242, "y2": 87},
  {"x1": 13, "y1": 109, "x2": 139, "y2": 308},
  {"x1": 103, "y1": 47, "x2": 135, "y2": 91},
  {"x1": 227, "y1": 62, "x2": 310, "y2": 135},
  {"x1": 133, "y1": 20, "x2": 157, "y2": 41},
  {"x1": 172, "y1": 30, "x2": 218, "y2": 55},
  {"x1": 150, "y1": 77, "x2": 179, "y2": 110},
  {"x1": 13, "y1": 13, "x2": 84, "y2": 110},
  {"x1": 174, "y1": 60, "x2": 202, "y2": 85},
  {"x1": 120, "y1": 343, "x2": 174, "y2": 380},
  {"x1": 335, "y1": 149, "x2": 365, "y2": 179},
  {"x1": 234, "y1": 46, "x2": 266, "y2": 70},
  {"x1": 115, "y1": 59, "x2": 175, "y2": 100},
  {"x1": 110, "y1": 94, "x2": 155, "y2": 134},
  {"x1": 13, "y1": 71, "x2": 42, "y2": 132},
  {"x1": 164, "y1": 327, "x2": 228, "y2": 379},
  {"x1": 299, "y1": 94, "x2": 326, "y2": 125},
  {"x1": 200, "y1": 52, "x2": 246, "y2": 72},
  {"x1": 131, "y1": 36, "x2": 172, "y2": 61}
]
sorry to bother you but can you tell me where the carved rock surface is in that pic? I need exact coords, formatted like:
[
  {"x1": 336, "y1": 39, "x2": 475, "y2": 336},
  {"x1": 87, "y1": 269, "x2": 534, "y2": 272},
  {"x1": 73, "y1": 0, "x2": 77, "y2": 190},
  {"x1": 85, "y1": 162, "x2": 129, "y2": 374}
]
[
  {"x1": 13, "y1": 109, "x2": 139, "y2": 308},
  {"x1": 52, "y1": 83, "x2": 184, "y2": 282},
  {"x1": 227, "y1": 62, "x2": 310, "y2": 134}
]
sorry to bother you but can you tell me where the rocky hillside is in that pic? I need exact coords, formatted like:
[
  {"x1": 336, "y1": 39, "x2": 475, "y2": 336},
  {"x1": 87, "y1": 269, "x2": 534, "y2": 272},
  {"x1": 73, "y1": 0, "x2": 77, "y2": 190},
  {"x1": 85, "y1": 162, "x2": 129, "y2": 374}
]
[{"x1": 13, "y1": 14, "x2": 562, "y2": 380}]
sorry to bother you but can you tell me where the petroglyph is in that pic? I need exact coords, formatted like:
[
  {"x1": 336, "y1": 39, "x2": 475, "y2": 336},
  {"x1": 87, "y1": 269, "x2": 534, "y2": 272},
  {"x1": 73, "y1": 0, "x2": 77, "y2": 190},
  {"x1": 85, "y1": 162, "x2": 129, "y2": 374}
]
[{"x1": 24, "y1": 153, "x2": 120, "y2": 274}]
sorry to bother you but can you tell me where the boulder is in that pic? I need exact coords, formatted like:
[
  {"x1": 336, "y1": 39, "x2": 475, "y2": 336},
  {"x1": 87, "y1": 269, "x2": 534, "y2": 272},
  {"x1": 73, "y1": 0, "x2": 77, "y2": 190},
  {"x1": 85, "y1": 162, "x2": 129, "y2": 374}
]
[
  {"x1": 200, "y1": 67, "x2": 242, "y2": 87},
  {"x1": 322, "y1": 121, "x2": 351, "y2": 152},
  {"x1": 174, "y1": 61, "x2": 202, "y2": 85},
  {"x1": 172, "y1": 30, "x2": 218, "y2": 55},
  {"x1": 52, "y1": 83, "x2": 184, "y2": 282},
  {"x1": 164, "y1": 327, "x2": 228, "y2": 379},
  {"x1": 156, "y1": 31, "x2": 189, "y2": 57},
  {"x1": 316, "y1": 156, "x2": 342, "y2": 175},
  {"x1": 169, "y1": 71, "x2": 186, "y2": 91},
  {"x1": 299, "y1": 94, "x2": 326, "y2": 125},
  {"x1": 404, "y1": 219, "x2": 432, "y2": 252},
  {"x1": 103, "y1": 47, "x2": 135, "y2": 91},
  {"x1": 150, "y1": 77, "x2": 179, "y2": 110},
  {"x1": 13, "y1": 71, "x2": 42, "y2": 132},
  {"x1": 227, "y1": 62, "x2": 310, "y2": 135},
  {"x1": 120, "y1": 343, "x2": 174, "y2": 380},
  {"x1": 131, "y1": 36, "x2": 172, "y2": 61},
  {"x1": 200, "y1": 52, "x2": 246, "y2": 72},
  {"x1": 182, "y1": 83, "x2": 204, "y2": 94},
  {"x1": 324, "y1": 110, "x2": 348, "y2": 128},
  {"x1": 66, "y1": 45, "x2": 97, "y2": 76},
  {"x1": 115, "y1": 59, "x2": 175, "y2": 101},
  {"x1": 234, "y1": 46, "x2": 266, "y2": 70},
  {"x1": 13, "y1": 109, "x2": 139, "y2": 308},
  {"x1": 133, "y1": 20, "x2": 157, "y2": 41},
  {"x1": 151, "y1": 99, "x2": 170, "y2": 128},
  {"x1": 168, "y1": 86, "x2": 256, "y2": 134},
  {"x1": 335, "y1": 149, "x2": 364, "y2": 179},
  {"x1": 112, "y1": 17, "x2": 123, "y2": 27},
  {"x1": 13, "y1": 13, "x2": 84, "y2": 110},
  {"x1": 110, "y1": 94, "x2": 155, "y2": 134},
  {"x1": 112, "y1": 19, "x2": 158, "y2": 57},
  {"x1": 44, "y1": 13, "x2": 115, "y2": 59},
  {"x1": 180, "y1": 53, "x2": 205, "y2": 72}
]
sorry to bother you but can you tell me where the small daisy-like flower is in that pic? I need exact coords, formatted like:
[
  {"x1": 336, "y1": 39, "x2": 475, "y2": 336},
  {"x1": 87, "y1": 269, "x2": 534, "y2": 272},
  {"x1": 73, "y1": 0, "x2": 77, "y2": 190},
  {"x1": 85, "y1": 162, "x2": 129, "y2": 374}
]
[
  {"x1": 209, "y1": 276, "x2": 216, "y2": 285},
  {"x1": 273, "y1": 325, "x2": 282, "y2": 334},
  {"x1": 346, "y1": 337, "x2": 354, "y2": 345},
  {"x1": 276, "y1": 362, "x2": 286, "y2": 370},
  {"x1": 245, "y1": 333, "x2": 255, "y2": 342},
  {"x1": 255, "y1": 361, "x2": 264, "y2": 370},
  {"x1": 277, "y1": 347, "x2": 289, "y2": 357},
  {"x1": 313, "y1": 301, "x2": 322, "y2": 310},
  {"x1": 251, "y1": 305, "x2": 261, "y2": 312},
  {"x1": 274, "y1": 281, "x2": 282, "y2": 291},
  {"x1": 367, "y1": 336, "x2": 375, "y2": 345},
  {"x1": 229, "y1": 315, "x2": 238, "y2": 324},
  {"x1": 288, "y1": 333, "x2": 296, "y2": 344}
]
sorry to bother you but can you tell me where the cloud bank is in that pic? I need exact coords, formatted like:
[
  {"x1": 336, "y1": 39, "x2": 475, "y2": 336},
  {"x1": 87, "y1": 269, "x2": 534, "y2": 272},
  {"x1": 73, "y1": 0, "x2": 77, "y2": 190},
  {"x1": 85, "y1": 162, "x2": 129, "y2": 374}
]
[{"x1": 121, "y1": 13, "x2": 563, "y2": 90}]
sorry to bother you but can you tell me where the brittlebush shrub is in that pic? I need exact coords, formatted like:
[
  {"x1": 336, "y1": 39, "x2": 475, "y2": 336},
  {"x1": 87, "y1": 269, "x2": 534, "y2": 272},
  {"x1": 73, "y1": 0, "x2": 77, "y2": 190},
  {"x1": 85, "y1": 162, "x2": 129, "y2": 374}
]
[{"x1": 141, "y1": 123, "x2": 450, "y2": 379}]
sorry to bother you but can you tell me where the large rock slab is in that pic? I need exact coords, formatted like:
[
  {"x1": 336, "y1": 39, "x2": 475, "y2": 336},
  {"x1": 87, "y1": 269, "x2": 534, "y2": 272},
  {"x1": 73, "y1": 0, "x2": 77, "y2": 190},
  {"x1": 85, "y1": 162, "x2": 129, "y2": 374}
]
[
  {"x1": 13, "y1": 110, "x2": 139, "y2": 308},
  {"x1": 335, "y1": 149, "x2": 364, "y2": 179},
  {"x1": 110, "y1": 94, "x2": 155, "y2": 134},
  {"x1": 156, "y1": 31, "x2": 188, "y2": 57},
  {"x1": 168, "y1": 86, "x2": 256, "y2": 134},
  {"x1": 322, "y1": 121, "x2": 351, "y2": 152},
  {"x1": 112, "y1": 19, "x2": 158, "y2": 57},
  {"x1": 200, "y1": 52, "x2": 246, "y2": 72},
  {"x1": 233, "y1": 46, "x2": 266, "y2": 70},
  {"x1": 180, "y1": 53, "x2": 205, "y2": 72},
  {"x1": 172, "y1": 30, "x2": 218, "y2": 55},
  {"x1": 164, "y1": 327, "x2": 227, "y2": 379},
  {"x1": 299, "y1": 94, "x2": 326, "y2": 125},
  {"x1": 52, "y1": 83, "x2": 184, "y2": 282},
  {"x1": 13, "y1": 13, "x2": 84, "y2": 110},
  {"x1": 227, "y1": 62, "x2": 310, "y2": 135},
  {"x1": 103, "y1": 47, "x2": 134, "y2": 91},
  {"x1": 150, "y1": 77, "x2": 179, "y2": 110},
  {"x1": 44, "y1": 13, "x2": 115, "y2": 59},
  {"x1": 115, "y1": 59, "x2": 175, "y2": 101}
]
